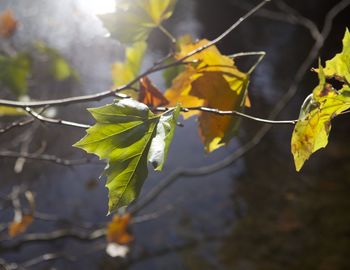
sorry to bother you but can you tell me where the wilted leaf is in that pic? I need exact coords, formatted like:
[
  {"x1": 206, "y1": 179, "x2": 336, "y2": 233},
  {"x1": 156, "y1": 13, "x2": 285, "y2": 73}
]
[
  {"x1": 321, "y1": 28, "x2": 350, "y2": 83},
  {"x1": 139, "y1": 76, "x2": 169, "y2": 107},
  {"x1": 0, "y1": 9, "x2": 17, "y2": 38},
  {"x1": 0, "y1": 53, "x2": 31, "y2": 97},
  {"x1": 8, "y1": 214, "x2": 33, "y2": 237},
  {"x1": 148, "y1": 104, "x2": 180, "y2": 170},
  {"x1": 74, "y1": 99, "x2": 179, "y2": 213},
  {"x1": 291, "y1": 65, "x2": 350, "y2": 171},
  {"x1": 165, "y1": 39, "x2": 249, "y2": 152},
  {"x1": 35, "y1": 42, "x2": 78, "y2": 81},
  {"x1": 107, "y1": 214, "x2": 133, "y2": 245},
  {"x1": 112, "y1": 42, "x2": 147, "y2": 98},
  {"x1": 99, "y1": 0, "x2": 177, "y2": 44}
]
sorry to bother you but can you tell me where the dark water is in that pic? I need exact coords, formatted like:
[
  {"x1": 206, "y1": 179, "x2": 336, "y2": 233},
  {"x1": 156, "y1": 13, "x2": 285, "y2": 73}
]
[{"x1": 0, "y1": 0, "x2": 350, "y2": 269}]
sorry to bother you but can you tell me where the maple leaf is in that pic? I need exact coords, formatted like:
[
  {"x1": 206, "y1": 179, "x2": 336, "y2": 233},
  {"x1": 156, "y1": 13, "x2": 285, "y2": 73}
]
[
  {"x1": 74, "y1": 99, "x2": 180, "y2": 213},
  {"x1": 164, "y1": 39, "x2": 249, "y2": 152},
  {"x1": 139, "y1": 76, "x2": 169, "y2": 107},
  {"x1": 291, "y1": 65, "x2": 350, "y2": 171},
  {"x1": 99, "y1": 0, "x2": 177, "y2": 44},
  {"x1": 0, "y1": 9, "x2": 17, "y2": 38},
  {"x1": 107, "y1": 214, "x2": 133, "y2": 245}
]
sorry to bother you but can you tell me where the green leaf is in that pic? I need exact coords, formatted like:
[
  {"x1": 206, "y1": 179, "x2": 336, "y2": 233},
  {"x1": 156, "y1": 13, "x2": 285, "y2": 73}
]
[
  {"x1": 74, "y1": 99, "x2": 159, "y2": 213},
  {"x1": 35, "y1": 42, "x2": 78, "y2": 81},
  {"x1": 291, "y1": 65, "x2": 350, "y2": 171},
  {"x1": 323, "y1": 28, "x2": 350, "y2": 83},
  {"x1": 0, "y1": 53, "x2": 31, "y2": 97},
  {"x1": 99, "y1": 0, "x2": 177, "y2": 44},
  {"x1": 74, "y1": 99, "x2": 180, "y2": 213},
  {"x1": 112, "y1": 41, "x2": 147, "y2": 97},
  {"x1": 148, "y1": 104, "x2": 180, "y2": 170}
]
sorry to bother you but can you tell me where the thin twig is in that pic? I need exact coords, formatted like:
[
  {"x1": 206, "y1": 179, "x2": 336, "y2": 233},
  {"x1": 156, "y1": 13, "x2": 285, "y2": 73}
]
[
  {"x1": 0, "y1": 118, "x2": 34, "y2": 135},
  {"x1": 25, "y1": 107, "x2": 90, "y2": 129},
  {"x1": 155, "y1": 106, "x2": 297, "y2": 125},
  {"x1": 0, "y1": 151, "x2": 102, "y2": 166}
]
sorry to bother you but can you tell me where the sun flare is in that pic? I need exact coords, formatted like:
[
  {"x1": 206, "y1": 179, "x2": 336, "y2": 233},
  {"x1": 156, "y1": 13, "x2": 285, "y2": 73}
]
[{"x1": 83, "y1": 0, "x2": 116, "y2": 15}]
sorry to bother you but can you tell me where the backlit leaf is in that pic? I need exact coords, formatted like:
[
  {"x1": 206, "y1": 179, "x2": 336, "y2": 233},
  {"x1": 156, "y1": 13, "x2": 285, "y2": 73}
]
[
  {"x1": 107, "y1": 213, "x2": 133, "y2": 245},
  {"x1": 0, "y1": 9, "x2": 17, "y2": 38},
  {"x1": 291, "y1": 65, "x2": 350, "y2": 171},
  {"x1": 322, "y1": 28, "x2": 350, "y2": 83},
  {"x1": 99, "y1": 0, "x2": 177, "y2": 44},
  {"x1": 139, "y1": 76, "x2": 169, "y2": 107},
  {"x1": 74, "y1": 99, "x2": 179, "y2": 213},
  {"x1": 0, "y1": 53, "x2": 31, "y2": 98},
  {"x1": 165, "y1": 39, "x2": 249, "y2": 152},
  {"x1": 148, "y1": 104, "x2": 180, "y2": 170},
  {"x1": 112, "y1": 42, "x2": 147, "y2": 98}
]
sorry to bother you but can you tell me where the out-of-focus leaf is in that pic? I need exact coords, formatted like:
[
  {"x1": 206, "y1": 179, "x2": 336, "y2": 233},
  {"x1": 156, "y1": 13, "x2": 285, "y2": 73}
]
[
  {"x1": 148, "y1": 104, "x2": 180, "y2": 170},
  {"x1": 165, "y1": 39, "x2": 249, "y2": 152},
  {"x1": 291, "y1": 65, "x2": 350, "y2": 171},
  {"x1": 139, "y1": 76, "x2": 169, "y2": 107},
  {"x1": 319, "y1": 28, "x2": 350, "y2": 83},
  {"x1": 112, "y1": 41, "x2": 147, "y2": 98},
  {"x1": 107, "y1": 214, "x2": 133, "y2": 244},
  {"x1": 0, "y1": 106, "x2": 26, "y2": 116},
  {"x1": 36, "y1": 42, "x2": 78, "y2": 81},
  {"x1": 74, "y1": 99, "x2": 180, "y2": 212},
  {"x1": 8, "y1": 214, "x2": 33, "y2": 237},
  {"x1": 0, "y1": 9, "x2": 17, "y2": 38},
  {"x1": 99, "y1": 0, "x2": 177, "y2": 44},
  {"x1": 0, "y1": 53, "x2": 31, "y2": 97}
]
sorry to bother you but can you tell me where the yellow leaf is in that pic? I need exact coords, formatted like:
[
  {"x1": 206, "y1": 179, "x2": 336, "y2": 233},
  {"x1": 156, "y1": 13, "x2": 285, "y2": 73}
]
[
  {"x1": 8, "y1": 214, "x2": 33, "y2": 237},
  {"x1": 165, "y1": 39, "x2": 249, "y2": 152},
  {"x1": 323, "y1": 28, "x2": 350, "y2": 83},
  {"x1": 107, "y1": 214, "x2": 133, "y2": 245},
  {"x1": 112, "y1": 42, "x2": 147, "y2": 98},
  {"x1": 291, "y1": 66, "x2": 350, "y2": 171}
]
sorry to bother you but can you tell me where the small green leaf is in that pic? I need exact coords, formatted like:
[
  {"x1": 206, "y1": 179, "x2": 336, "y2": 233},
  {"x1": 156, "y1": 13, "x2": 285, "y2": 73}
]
[
  {"x1": 291, "y1": 65, "x2": 350, "y2": 171},
  {"x1": 0, "y1": 53, "x2": 31, "y2": 97},
  {"x1": 74, "y1": 99, "x2": 159, "y2": 213},
  {"x1": 148, "y1": 104, "x2": 180, "y2": 170},
  {"x1": 112, "y1": 41, "x2": 147, "y2": 97},
  {"x1": 323, "y1": 28, "x2": 350, "y2": 83},
  {"x1": 36, "y1": 42, "x2": 78, "y2": 81},
  {"x1": 99, "y1": 0, "x2": 177, "y2": 44}
]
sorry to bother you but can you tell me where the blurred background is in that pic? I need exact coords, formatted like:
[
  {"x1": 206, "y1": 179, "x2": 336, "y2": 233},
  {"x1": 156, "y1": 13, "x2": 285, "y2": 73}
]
[{"x1": 0, "y1": 0, "x2": 349, "y2": 269}]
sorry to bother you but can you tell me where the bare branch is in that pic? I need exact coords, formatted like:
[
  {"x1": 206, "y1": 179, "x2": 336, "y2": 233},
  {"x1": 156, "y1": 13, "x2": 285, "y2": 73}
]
[
  {"x1": 0, "y1": 151, "x2": 102, "y2": 166},
  {"x1": 0, "y1": 118, "x2": 34, "y2": 135},
  {"x1": 155, "y1": 106, "x2": 297, "y2": 125}
]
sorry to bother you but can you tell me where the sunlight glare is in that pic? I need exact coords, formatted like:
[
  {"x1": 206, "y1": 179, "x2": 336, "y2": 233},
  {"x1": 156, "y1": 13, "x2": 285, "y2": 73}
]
[{"x1": 84, "y1": 0, "x2": 116, "y2": 15}]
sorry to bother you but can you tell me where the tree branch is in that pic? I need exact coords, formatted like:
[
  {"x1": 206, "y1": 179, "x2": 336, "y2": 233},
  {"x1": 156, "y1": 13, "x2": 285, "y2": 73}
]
[{"x1": 0, "y1": 151, "x2": 102, "y2": 166}]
